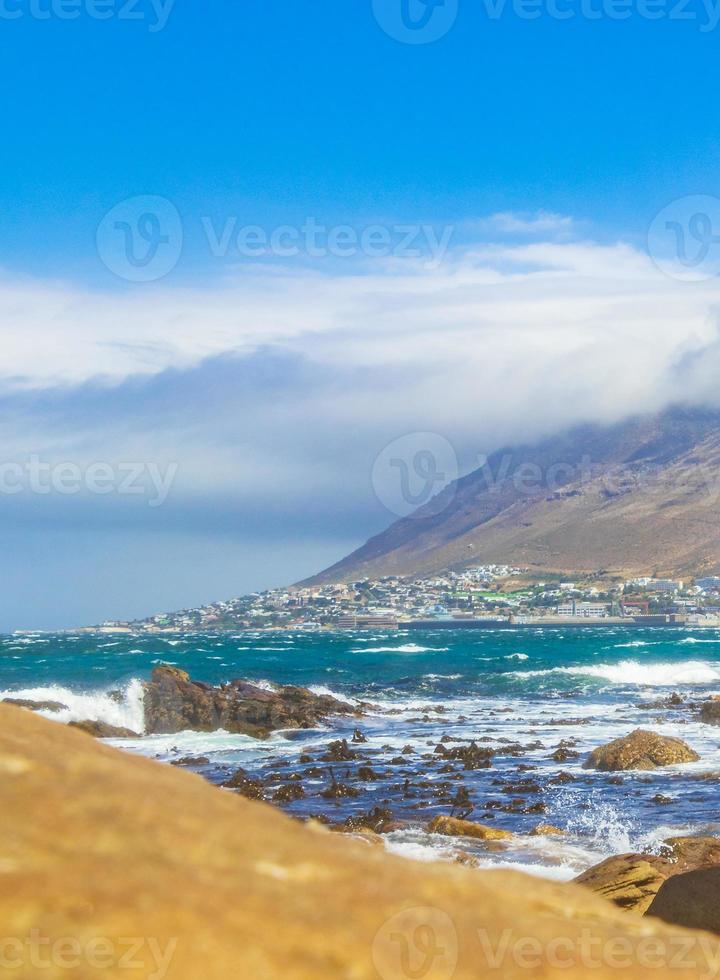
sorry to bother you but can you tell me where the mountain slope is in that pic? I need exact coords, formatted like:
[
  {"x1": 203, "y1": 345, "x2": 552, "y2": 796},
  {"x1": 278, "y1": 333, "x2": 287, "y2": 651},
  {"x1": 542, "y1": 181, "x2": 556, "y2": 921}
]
[{"x1": 307, "y1": 406, "x2": 720, "y2": 584}]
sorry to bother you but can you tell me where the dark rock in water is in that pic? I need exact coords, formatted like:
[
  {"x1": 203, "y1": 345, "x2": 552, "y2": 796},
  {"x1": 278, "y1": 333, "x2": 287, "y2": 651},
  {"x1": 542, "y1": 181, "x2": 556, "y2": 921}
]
[
  {"x1": 272, "y1": 783, "x2": 306, "y2": 803},
  {"x1": 549, "y1": 771, "x2": 577, "y2": 784},
  {"x1": 221, "y1": 768, "x2": 265, "y2": 800},
  {"x1": 170, "y1": 756, "x2": 211, "y2": 766},
  {"x1": 351, "y1": 729, "x2": 367, "y2": 743},
  {"x1": 699, "y1": 699, "x2": 720, "y2": 726},
  {"x1": 3, "y1": 698, "x2": 68, "y2": 713},
  {"x1": 356, "y1": 766, "x2": 380, "y2": 781},
  {"x1": 343, "y1": 807, "x2": 396, "y2": 834},
  {"x1": 647, "y1": 868, "x2": 720, "y2": 934},
  {"x1": 143, "y1": 665, "x2": 358, "y2": 737},
  {"x1": 320, "y1": 781, "x2": 358, "y2": 800},
  {"x1": 638, "y1": 693, "x2": 684, "y2": 710},
  {"x1": 584, "y1": 729, "x2": 700, "y2": 771},
  {"x1": 321, "y1": 739, "x2": 358, "y2": 762},
  {"x1": 436, "y1": 740, "x2": 494, "y2": 770},
  {"x1": 551, "y1": 747, "x2": 580, "y2": 762},
  {"x1": 68, "y1": 720, "x2": 139, "y2": 738},
  {"x1": 651, "y1": 794, "x2": 674, "y2": 805}
]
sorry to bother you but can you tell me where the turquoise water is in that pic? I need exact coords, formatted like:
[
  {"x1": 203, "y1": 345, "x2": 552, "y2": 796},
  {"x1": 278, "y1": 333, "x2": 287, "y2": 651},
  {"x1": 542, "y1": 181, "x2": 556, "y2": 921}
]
[{"x1": 3, "y1": 626, "x2": 720, "y2": 878}]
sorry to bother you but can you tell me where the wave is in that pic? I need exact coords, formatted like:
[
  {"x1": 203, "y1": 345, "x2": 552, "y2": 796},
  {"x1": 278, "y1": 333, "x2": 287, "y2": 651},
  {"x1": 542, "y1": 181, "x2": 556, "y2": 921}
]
[
  {"x1": 511, "y1": 659, "x2": 720, "y2": 686},
  {"x1": 0, "y1": 679, "x2": 146, "y2": 732},
  {"x1": 306, "y1": 684, "x2": 359, "y2": 705},
  {"x1": 354, "y1": 644, "x2": 445, "y2": 654},
  {"x1": 505, "y1": 653, "x2": 529, "y2": 661},
  {"x1": 680, "y1": 637, "x2": 720, "y2": 644}
]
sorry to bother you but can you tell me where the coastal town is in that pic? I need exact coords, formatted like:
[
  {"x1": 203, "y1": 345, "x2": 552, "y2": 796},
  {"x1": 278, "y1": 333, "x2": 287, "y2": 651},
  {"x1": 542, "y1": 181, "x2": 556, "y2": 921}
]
[{"x1": 96, "y1": 566, "x2": 720, "y2": 633}]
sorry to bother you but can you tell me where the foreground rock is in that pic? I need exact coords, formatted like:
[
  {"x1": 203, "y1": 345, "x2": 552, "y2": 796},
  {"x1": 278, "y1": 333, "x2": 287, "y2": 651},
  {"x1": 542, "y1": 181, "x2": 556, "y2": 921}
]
[
  {"x1": 68, "y1": 719, "x2": 140, "y2": 738},
  {"x1": 647, "y1": 868, "x2": 720, "y2": 934},
  {"x1": 575, "y1": 837, "x2": 720, "y2": 913},
  {"x1": 574, "y1": 855, "x2": 670, "y2": 913},
  {"x1": 584, "y1": 729, "x2": 700, "y2": 771},
  {"x1": 0, "y1": 704, "x2": 716, "y2": 980},
  {"x1": 428, "y1": 815, "x2": 513, "y2": 841},
  {"x1": 143, "y1": 664, "x2": 358, "y2": 737}
]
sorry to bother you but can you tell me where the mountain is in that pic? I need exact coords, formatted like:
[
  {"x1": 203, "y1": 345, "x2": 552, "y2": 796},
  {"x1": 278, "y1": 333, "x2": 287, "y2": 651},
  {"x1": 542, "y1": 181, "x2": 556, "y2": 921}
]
[{"x1": 306, "y1": 406, "x2": 720, "y2": 584}]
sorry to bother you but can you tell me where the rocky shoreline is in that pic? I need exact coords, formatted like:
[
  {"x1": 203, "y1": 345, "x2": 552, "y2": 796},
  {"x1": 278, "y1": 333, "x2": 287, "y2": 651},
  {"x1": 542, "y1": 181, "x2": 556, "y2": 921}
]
[
  {"x1": 3, "y1": 701, "x2": 720, "y2": 979},
  {"x1": 9, "y1": 666, "x2": 720, "y2": 938}
]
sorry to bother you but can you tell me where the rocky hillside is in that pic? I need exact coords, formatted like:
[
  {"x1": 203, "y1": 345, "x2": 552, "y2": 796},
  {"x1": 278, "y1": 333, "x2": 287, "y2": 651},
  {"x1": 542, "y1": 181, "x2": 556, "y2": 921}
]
[
  {"x1": 309, "y1": 406, "x2": 720, "y2": 584},
  {"x1": 1, "y1": 702, "x2": 719, "y2": 979}
]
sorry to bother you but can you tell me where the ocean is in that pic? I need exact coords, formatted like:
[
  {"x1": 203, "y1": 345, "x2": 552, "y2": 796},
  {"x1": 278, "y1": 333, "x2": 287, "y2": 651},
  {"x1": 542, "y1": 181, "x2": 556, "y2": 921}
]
[{"x1": 4, "y1": 626, "x2": 720, "y2": 881}]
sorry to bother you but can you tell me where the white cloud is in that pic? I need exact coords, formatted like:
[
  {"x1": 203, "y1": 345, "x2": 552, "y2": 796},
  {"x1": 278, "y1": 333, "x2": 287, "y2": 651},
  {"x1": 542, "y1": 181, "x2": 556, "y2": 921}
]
[{"x1": 3, "y1": 226, "x2": 720, "y2": 520}]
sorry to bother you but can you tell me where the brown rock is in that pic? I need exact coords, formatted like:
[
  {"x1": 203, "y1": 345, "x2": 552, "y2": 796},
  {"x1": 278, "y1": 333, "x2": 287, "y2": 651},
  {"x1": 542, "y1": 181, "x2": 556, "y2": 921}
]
[
  {"x1": 574, "y1": 854, "x2": 670, "y2": 913},
  {"x1": 584, "y1": 729, "x2": 700, "y2": 771},
  {"x1": 428, "y1": 815, "x2": 513, "y2": 841},
  {"x1": 529, "y1": 824, "x2": 566, "y2": 837},
  {"x1": 647, "y1": 868, "x2": 720, "y2": 934},
  {"x1": 699, "y1": 700, "x2": 720, "y2": 725},
  {"x1": 574, "y1": 836, "x2": 720, "y2": 914},
  {"x1": 663, "y1": 836, "x2": 720, "y2": 872},
  {"x1": 68, "y1": 720, "x2": 139, "y2": 738},
  {"x1": 143, "y1": 664, "x2": 357, "y2": 737},
  {"x1": 170, "y1": 756, "x2": 211, "y2": 766},
  {"x1": 0, "y1": 705, "x2": 718, "y2": 979}
]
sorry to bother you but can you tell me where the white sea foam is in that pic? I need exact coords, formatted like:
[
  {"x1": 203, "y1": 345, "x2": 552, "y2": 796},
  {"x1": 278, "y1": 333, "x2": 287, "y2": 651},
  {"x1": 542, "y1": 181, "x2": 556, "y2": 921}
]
[
  {"x1": 505, "y1": 653, "x2": 529, "y2": 661},
  {"x1": 306, "y1": 684, "x2": 359, "y2": 705},
  {"x1": 353, "y1": 644, "x2": 445, "y2": 654},
  {"x1": 0, "y1": 679, "x2": 146, "y2": 733},
  {"x1": 512, "y1": 659, "x2": 720, "y2": 686}
]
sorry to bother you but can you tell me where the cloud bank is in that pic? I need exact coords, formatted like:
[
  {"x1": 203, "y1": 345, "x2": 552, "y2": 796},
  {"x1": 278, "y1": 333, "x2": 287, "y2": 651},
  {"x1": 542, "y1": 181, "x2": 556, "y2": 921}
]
[{"x1": 4, "y1": 215, "x2": 720, "y2": 626}]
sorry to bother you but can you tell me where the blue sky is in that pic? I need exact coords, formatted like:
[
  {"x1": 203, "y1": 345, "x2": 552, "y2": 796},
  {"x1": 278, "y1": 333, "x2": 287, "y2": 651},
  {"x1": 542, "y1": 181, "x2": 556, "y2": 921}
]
[{"x1": 2, "y1": 0, "x2": 720, "y2": 628}]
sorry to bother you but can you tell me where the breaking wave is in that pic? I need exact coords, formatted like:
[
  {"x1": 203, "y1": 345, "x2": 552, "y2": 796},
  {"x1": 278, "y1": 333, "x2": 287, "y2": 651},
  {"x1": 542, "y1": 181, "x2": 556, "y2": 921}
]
[
  {"x1": 511, "y1": 659, "x2": 720, "y2": 686},
  {"x1": 0, "y1": 679, "x2": 146, "y2": 732}
]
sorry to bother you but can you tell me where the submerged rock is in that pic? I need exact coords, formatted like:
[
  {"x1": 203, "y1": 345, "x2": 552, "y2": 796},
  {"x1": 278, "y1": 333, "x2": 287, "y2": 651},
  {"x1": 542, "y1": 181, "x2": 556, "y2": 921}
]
[
  {"x1": 583, "y1": 729, "x2": 700, "y2": 771},
  {"x1": 428, "y1": 815, "x2": 512, "y2": 841},
  {"x1": 68, "y1": 720, "x2": 139, "y2": 738},
  {"x1": 221, "y1": 768, "x2": 265, "y2": 800},
  {"x1": 170, "y1": 756, "x2": 211, "y2": 766},
  {"x1": 143, "y1": 665, "x2": 358, "y2": 737}
]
